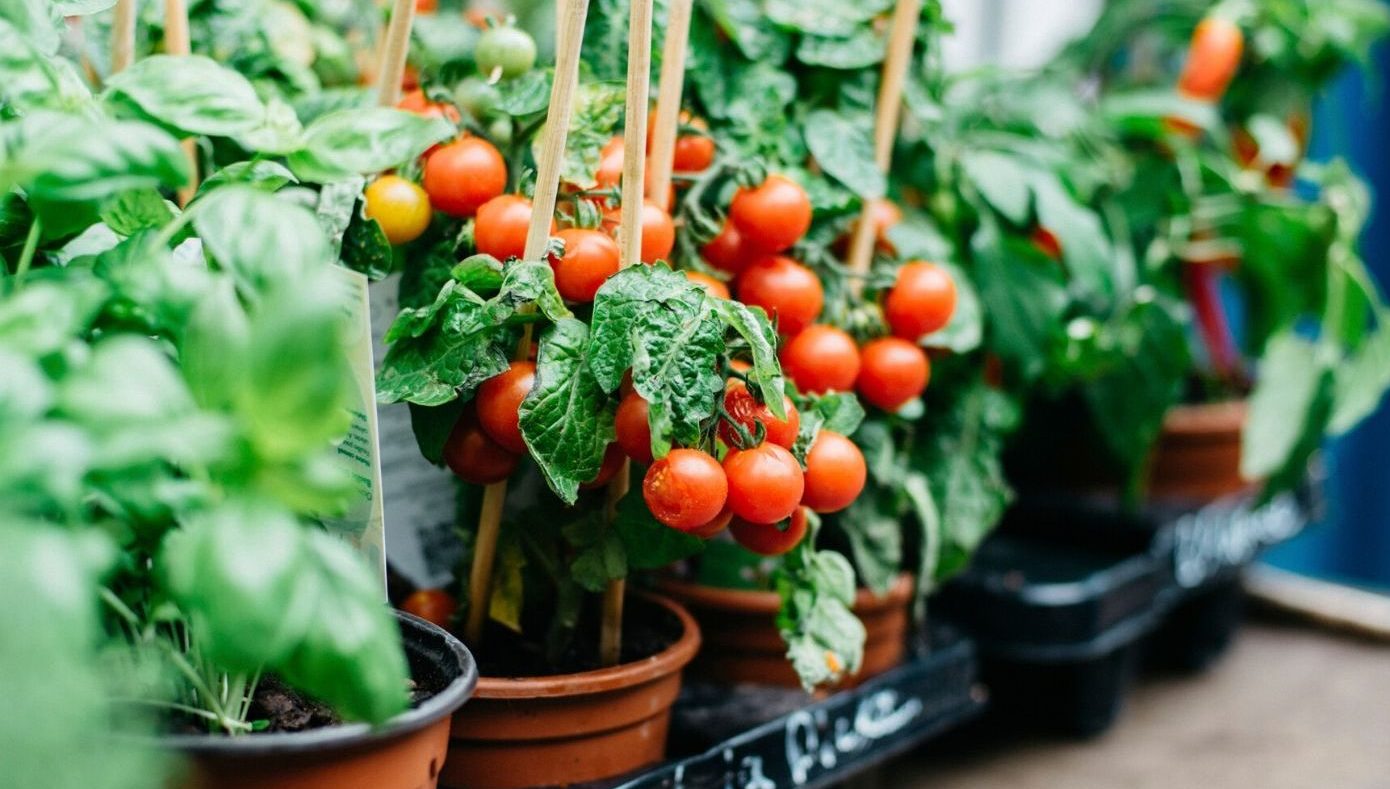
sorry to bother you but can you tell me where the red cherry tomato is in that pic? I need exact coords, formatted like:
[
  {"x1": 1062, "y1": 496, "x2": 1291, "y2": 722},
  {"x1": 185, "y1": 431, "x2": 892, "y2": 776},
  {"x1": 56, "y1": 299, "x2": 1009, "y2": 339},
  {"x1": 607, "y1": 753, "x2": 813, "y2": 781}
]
[
  {"x1": 475, "y1": 194, "x2": 551, "y2": 262},
  {"x1": 422, "y1": 137, "x2": 507, "y2": 218},
  {"x1": 400, "y1": 588, "x2": 456, "y2": 628},
  {"x1": 730, "y1": 507, "x2": 808, "y2": 556},
  {"x1": 637, "y1": 202, "x2": 676, "y2": 264},
  {"x1": 1030, "y1": 227, "x2": 1062, "y2": 260},
  {"x1": 643, "y1": 448, "x2": 729, "y2": 531},
  {"x1": 1178, "y1": 17, "x2": 1244, "y2": 101},
  {"x1": 689, "y1": 506, "x2": 734, "y2": 539},
  {"x1": 595, "y1": 135, "x2": 624, "y2": 190},
  {"x1": 648, "y1": 112, "x2": 716, "y2": 173},
  {"x1": 884, "y1": 261, "x2": 957, "y2": 341},
  {"x1": 551, "y1": 228, "x2": 620, "y2": 302},
  {"x1": 800, "y1": 431, "x2": 866, "y2": 513},
  {"x1": 443, "y1": 411, "x2": 518, "y2": 485},
  {"x1": 580, "y1": 443, "x2": 626, "y2": 490},
  {"x1": 476, "y1": 361, "x2": 535, "y2": 454},
  {"x1": 736, "y1": 256, "x2": 823, "y2": 337},
  {"x1": 780, "y1": 324, "x2": 861, "y2": 394},
  {"x1": 615, "y1": 391, "x2": 654, "y2": 464},
  {"x1": 719, "y1": 380, "x2": 799, "y2": 449},
  {"x1": 702, "y1": 221, "x2": 751, "y2": 275},
  {"x1": 730, "y1": 174, "x2": 812, "y2": 253},
  {"x1": 685, "y1": 270, "x2": 731, "y2": 300},
  {"x1": 364, "y1": 175, "x2": 432, "y2": 246},
  {"x1": 723, "y1": 443, "x2": 804, "y2": 525},
  {"x1": 856, "y1": 337, "x2": 930, "y2": 412},
  {"x1": 397, "y1": 89, "x2": 461, "y2": 123}
]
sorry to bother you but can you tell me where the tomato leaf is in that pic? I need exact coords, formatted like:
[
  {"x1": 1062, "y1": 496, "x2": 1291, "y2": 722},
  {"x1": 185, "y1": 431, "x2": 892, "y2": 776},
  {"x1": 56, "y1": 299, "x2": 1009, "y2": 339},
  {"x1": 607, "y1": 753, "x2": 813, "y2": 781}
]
[
  {"x1": 972, "y1": 223, "x2": 1068, "y2": 382},
  {"x1": 287, "y1": 108, "x2": 454, "y2": 184},
  {"x1": 493, "y1": 69, "x2": 553, "y2": 117},
  {"x1": 612, "y1": 487, "x2": 705, "y2": 569},
  {"x1": 1241, "y1": 332, "x2": 1336, "y2": 489},
  {"x1": 103, "y1": 55, "x2": 267, "y2": 138},
  {"x1": 563, "y1": 513, "x2": 628, "y2": 593},
  {"x1": 764, "y1": 0, "x2": 891, "y2": 37},
  {"x1": 959, "y1": 150, "x2": 1030, "y2": 225},
  {"x1": 803, "y1": 109, "x2": 884, "y2": 199},
  {"x1": 791, "y1": 390, "x2": 865, "y2": 464},
  {"x1": 775, "y1": 541, "x2": 865, "y2": 690},
  {"x1": 1330, "y1": 319, "x2": 1390, "y2": 435},
  {"x1": 535, "y1": 81, "x2": 624, "y2": 189},
  {"x1": 712, "y1": 298, "x2": 786, "y2": 419},
  {"x1": 519, "y1": 318, "x2": 616, "y2": 504},
  {"x1": 798, "y1": 28, "x2": 886, "y2": 70}
]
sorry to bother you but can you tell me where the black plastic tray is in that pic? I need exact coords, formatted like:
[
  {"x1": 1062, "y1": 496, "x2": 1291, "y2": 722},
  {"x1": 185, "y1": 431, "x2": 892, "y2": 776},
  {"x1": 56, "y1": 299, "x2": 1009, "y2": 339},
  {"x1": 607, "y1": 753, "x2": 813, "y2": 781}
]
[
  {"x1": 598, "y1": 625, "x2": 984, "y2": 789},
  {"x1": 937, "y1": 486, "x2": 1315, "y2": 736}
]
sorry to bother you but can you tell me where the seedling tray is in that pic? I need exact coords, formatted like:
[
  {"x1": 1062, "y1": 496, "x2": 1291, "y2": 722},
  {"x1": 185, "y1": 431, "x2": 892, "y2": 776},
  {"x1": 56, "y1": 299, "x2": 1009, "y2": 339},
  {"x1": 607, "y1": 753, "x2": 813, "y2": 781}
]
[
  {"x1": 592, "y1": 625, "x2": 984, "y2": 789},
  {"x1": 937, "y1": 485, "x2": 1315, "y2": 736}
]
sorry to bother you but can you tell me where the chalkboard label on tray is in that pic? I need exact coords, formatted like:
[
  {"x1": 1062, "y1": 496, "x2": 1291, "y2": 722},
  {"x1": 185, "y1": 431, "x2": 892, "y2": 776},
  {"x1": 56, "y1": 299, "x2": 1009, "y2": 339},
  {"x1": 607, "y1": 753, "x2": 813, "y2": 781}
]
[{"x1": 1172, "y1": 492, "x2": 1305, "y2": 589}]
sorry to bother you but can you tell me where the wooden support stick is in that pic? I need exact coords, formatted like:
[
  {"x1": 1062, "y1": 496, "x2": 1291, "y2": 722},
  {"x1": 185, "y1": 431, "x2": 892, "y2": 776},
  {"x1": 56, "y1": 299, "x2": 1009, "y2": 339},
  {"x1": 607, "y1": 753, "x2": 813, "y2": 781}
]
[
  {"x1": 599, "y1": 0, "x2": 654, "y2": 669},
  {"x1": 162, "y1": 0, "x2": 198, "y2": 204},
  {"x1": 645, "y1": 0, "x2": 693, "y2": 212},
  {"x1": 845, "y1": 0, "x2": 922, "y2": 294},
  {"x1": 464, "y1": 0, "x2": 593, "y2": 647},
  {"x1": 376, "y1": 0, "x2": 416, "y2": 107},
  {"x1": 110, "y1": 0, "x2": 137, "y2": 74}
]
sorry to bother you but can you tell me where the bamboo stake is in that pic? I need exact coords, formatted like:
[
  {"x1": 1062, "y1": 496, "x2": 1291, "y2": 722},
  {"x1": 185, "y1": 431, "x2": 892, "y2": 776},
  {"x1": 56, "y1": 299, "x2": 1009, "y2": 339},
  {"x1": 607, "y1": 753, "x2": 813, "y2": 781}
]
[
  {"x1": 376, "y1": 0, "x2": 416, "y2": 107},
  {"x1": 110, "y1": 0, "x2": 137, "y2": 74},
  {"x1": 464, "y1": 0, "x2": 592, "y2": 646},
  {"x1": 161, "y1": 0, "x2": 198, "y2": 204},
  {"x1": 645, "y1": 0, "x2": 693, "y2": 212},
  {"x1": 597, "y1": 0, "x2": 654, "y2": 669},
  {"x1": 845, "y1": 0, "x2": 922, "y2": 295}
]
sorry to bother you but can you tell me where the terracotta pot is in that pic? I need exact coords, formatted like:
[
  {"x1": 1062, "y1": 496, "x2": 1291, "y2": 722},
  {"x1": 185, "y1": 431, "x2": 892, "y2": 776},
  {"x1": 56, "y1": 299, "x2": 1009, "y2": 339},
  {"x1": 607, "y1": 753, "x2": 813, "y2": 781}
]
[
  {"x1": 1147, "y1": 400, "x2": 1251, "y2": 502},
  {"x1": 658, "y1": 574, "x2": 913, "y2": 688},
  {"x1": 441, "y1": 592, "x2": 700, "y2": 789},
  {"x1": 169, "y1": 611, "x2": 478, "y2": 789}
]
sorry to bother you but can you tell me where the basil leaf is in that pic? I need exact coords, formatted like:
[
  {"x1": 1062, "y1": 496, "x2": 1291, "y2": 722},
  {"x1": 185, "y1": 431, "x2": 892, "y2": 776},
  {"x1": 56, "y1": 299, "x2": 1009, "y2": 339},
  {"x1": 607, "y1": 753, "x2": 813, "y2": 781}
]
[
  {"x1": 199, "y1": 160, "x2": 298, "y2": 195},
  {"x1": 100, "y1": 189, "x2": 176, "y2": 236},
  {"x1": 287, "y1": 108, "x2": 454, "y2": 184},
  {"x1": 104, "y1": 55, "x2": 267, "y2": 138},
  {"x1": 519, "y1": 319, "x2": 616, "y2": 503},
  {"x1": 192, "y1": 186, "x2": 330, "y2": 296},
  {"x1": 0, "y1": 111, "x2": 188, "y2": 203}
]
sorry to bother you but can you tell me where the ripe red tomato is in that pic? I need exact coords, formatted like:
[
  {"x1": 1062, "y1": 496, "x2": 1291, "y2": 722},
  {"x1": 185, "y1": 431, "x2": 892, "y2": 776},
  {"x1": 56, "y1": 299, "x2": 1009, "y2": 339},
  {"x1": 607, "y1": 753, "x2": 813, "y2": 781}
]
[
  {"x1": 702, "y1": 221, "x2": 750, "y2": 275},
  {"x1": 856, "y1": 337, "x2": 930, "y2": 412},
  {"x1": 1030, "y1": 227, "x2": 1062, "y2": 260},
  {"x1": 1178, "y1": 17, "x2": 1244, "y2": 101},
  {"x1": 580, "y1": 443, "x2": 626, "y2": 490},
  {"x1": 648, "y1": 112, "x2": 716, "y2": 173},
  {"x1": 689, "y1": 506, "x2": 733, "y2": 539},
  {"x1": 476, "y1": 361, "x2": 535, "y2": 454},
  {"x1": 400, "y1": 588, "x2": 456, "y2": 628},
  {"x1": 730, "y1": 174, "x2": 812, "y2": 253},
  {"x1": 643, "y1": 448, "x2": 728, "y2": 531},
  {"x1": 800, "y1": 431, "x2": 866, "y2": 513},
  {"x1": 422, "y1": 137, "x2": 507, "y2": 217},
  {"x1": 780, "y1": 324, "x2": 861, "y2": 394},
  {"x1": 475, "y1": 194, "x2": 550, "y2": 262},
  {"x1": 638, "y1": 202, "x2": 675, "y2": 263},
  {"x1": 552, "y1": 228, "x2": 620, "y2": 302},
  {"x1": 415, "y1": 0, "x2": 438, "y2": 14},
  {"x1": 723, "y1": 443, "x2": 804, "y2": 524},
  {"x1": 884, "y1": 261, "x2": 957, "y2": 341},
  {"x1": 397, "y1": 89, "x2": 461, "y2": 123},
  {"x1": 719, "y1": 380, "x2": 799, "y2": 449},
  {"x1": 364, "y1": 175, "x2": 432, "y2": 246},
  {"x1": 685, "y1": 270, "x2": 730, "y2": 300},
  {"x1": 736, "y1": 256, "x2": 823, "y2": 337},
  {"x1": 595, "y1": 135, "x2": 624, "y2": 190},
  {"x1": 615, "y1": 391, "x2": 654, "y2": 464},
  {"x1": 730, "y1": 507, "x2": 808, "y2": 556},
  {"x1": 443, "y1": 411, "x2": 518, "y2": 485}
]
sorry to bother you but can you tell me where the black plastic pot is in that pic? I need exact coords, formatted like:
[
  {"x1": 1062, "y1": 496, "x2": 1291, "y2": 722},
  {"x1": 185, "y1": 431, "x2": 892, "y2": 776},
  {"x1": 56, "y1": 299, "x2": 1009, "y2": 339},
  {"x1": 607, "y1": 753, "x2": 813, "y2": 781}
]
[{"x1": 166, "y1": 611, "x2": 478, "y2": 789}]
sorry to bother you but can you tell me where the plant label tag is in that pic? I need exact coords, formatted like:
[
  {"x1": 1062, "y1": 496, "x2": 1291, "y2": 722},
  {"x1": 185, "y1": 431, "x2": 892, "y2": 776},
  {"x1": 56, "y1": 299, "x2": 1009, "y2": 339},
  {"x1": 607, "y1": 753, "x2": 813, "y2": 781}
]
[{"x1": 321, "y1": 264, "x2": 389, "y2": 596}]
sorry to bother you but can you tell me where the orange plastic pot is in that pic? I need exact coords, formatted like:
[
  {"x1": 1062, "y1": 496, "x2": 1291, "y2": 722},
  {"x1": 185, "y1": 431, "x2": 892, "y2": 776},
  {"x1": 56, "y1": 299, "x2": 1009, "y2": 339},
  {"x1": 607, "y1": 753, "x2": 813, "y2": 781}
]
[
  {"x1": 169, "y1": 611, "x2": 477, "y2": 789},
  {"x1": 658, "y1": 574, "x2": 913, "y2": 688},
  {"x1": 441, "y1": 592, "x2": 700, "y2": 789},
  {"x1": 1147, "y1": 400, "x2": 1251, "y2": 502}
]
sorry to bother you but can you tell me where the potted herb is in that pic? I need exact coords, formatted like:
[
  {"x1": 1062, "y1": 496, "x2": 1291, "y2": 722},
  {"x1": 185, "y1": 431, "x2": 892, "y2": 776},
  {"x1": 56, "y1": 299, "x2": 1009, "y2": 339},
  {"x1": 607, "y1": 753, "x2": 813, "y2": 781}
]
[{"x1": 0, "y1": 4, "x2": 475, "y2": 787}]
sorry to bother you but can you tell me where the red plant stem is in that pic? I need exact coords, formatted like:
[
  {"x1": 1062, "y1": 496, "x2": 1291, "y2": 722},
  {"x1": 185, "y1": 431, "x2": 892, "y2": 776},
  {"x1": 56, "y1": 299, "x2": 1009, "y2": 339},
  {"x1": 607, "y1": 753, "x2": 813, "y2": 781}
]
[{"x1": 1182, "y1": 261, "x2": 1239, "y2": 382}]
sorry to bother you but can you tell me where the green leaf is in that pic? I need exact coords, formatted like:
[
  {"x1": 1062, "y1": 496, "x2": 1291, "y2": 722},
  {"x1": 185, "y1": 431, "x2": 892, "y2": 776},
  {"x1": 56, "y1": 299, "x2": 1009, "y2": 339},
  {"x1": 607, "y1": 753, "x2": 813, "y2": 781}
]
[
  {"x1": 198, "y1": 160, "x2": 298, "y2": 195},
  {"x1": 100, "y1": 190, "x2": 176, "y2": 236},
  {"x1": 0, "y1": 19, "x2": 92, "y2": 112},
  {"x1": 0, "y1": 276, "x2": 107, "y2": 356},
  {"x1": 764, "y1": 0, "x2": 891, "y2": 36},
  {"x1": 192, "y1": 186, "x2": 330, "y2": 296},
  {"x1": 775, "y1": 542, "x2": 866, "y2": 690},
  {"x1": 1032, "y1": 175, "x2": 1115, "y2": 299},
  {"x1": 179, "y1": 279, "x2": 250, "y2": 411},
  {"x1": 959, "y1": 150, "x2": 1030, "y2": 225},
  {"x1": 803, "y1": 109, "x2": 884, "y2": 199},
  {"x1": 1242, "y1": 332, "x2": 1335, "y2": 483},
  {"x1": 314, "y1": 178, "x2": 365, "y2": 258},
  {"x1": 0, "y1": 111, "x2": 188, "y2": 202},
  {"x1": 919, "y1": 260, "x2": 983, "y2": 354},
  {"x1": 534, "y1": 82, "x2": 625, "y2": 189},
  {"x1": 104, "y1": 55, "x2": 267, "y2": 138},
  {"x1": 797, "y1": 28, "x2": 886, "y2": 70},
  {"x1": 518, "y1": 319, "x2": 616, "y2": 503},
  {"x1": 407, "y1": 399, "x2": 467, "y2": 466},
  {"x1": 792, "y1": 390, "x2": 866, "y2": 463},
  {"x1": 612, "y1": 487, "x2": 704, "y2": 569},
  {"x1": 1330, "y1": 321, "x2": 1390, "y2": 435},
  {"x1": 712, "y1": 298, "x2": 786, "y2": 419},
  {"x1": 287, "y1": 108, "x2": 454, "y2": 183},
  {"x1": 93, "y1": 232, "x2": 212, "y2": 335},
  {"x1": 0, "y1": 0, "x2": 60, "y2": 55},
  {"x1": 1100, "y1": 89, "x2": 1221, "y2": 138},
  {"x1": 493, "y1": 69, "x2": 553, "y2": 117},
  {"x1": 972, "y1": 224, "x2": 1068, "y2": 382}
]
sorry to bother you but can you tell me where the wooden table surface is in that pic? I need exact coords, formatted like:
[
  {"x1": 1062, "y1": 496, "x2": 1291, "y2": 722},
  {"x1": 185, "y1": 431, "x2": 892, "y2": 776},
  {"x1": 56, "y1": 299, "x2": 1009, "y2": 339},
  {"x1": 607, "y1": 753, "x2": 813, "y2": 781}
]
[{"x1": 899, "y1": 617, "x2": 1390, "y2": 788}]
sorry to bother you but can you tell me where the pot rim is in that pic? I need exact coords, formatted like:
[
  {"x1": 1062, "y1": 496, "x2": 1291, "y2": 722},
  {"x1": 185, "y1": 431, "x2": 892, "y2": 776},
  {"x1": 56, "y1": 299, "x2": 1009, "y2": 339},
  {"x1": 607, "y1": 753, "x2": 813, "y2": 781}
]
[
  {"x1": 658, "y1": 573, "x2": 914, "y2": 615},
  {"x1": 161, "y1": 610, "x2": 477, "y2": 757},
  {"x1": 1164, "y1": 399, "x2": 1247, "y2": 436},
  {"x1": 473, "y1": 591, "x2": 700, "y2": 700}
]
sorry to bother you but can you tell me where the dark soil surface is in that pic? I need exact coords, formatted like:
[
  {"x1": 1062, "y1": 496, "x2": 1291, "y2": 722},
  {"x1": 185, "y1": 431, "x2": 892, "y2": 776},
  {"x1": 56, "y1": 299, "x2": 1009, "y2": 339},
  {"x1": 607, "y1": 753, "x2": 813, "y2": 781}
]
[{"x1": 247, "y1": 675, "x2": 341, "y2": 733}]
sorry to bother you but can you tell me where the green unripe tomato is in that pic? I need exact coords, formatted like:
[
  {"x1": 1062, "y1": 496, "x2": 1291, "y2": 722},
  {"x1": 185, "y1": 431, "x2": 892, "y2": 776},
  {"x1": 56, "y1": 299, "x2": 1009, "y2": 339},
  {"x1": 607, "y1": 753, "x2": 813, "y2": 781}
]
[
  {"x1": 487, "y1": 117, "x2": 513, "y2": 147},
  {"x1": 453, "y1": 76, "x2": 500, "y2": 119},
  {"x1": 475, "y1": 25, "x2": 536, "y2": 80}
]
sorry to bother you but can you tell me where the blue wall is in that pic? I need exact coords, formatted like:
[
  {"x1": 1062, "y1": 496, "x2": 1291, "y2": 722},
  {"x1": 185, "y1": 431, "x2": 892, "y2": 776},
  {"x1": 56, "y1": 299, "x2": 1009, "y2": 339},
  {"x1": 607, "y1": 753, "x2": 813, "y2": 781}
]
[{"x1": 1264, "y1": 38, "x2": 1390, "y2": 589}]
